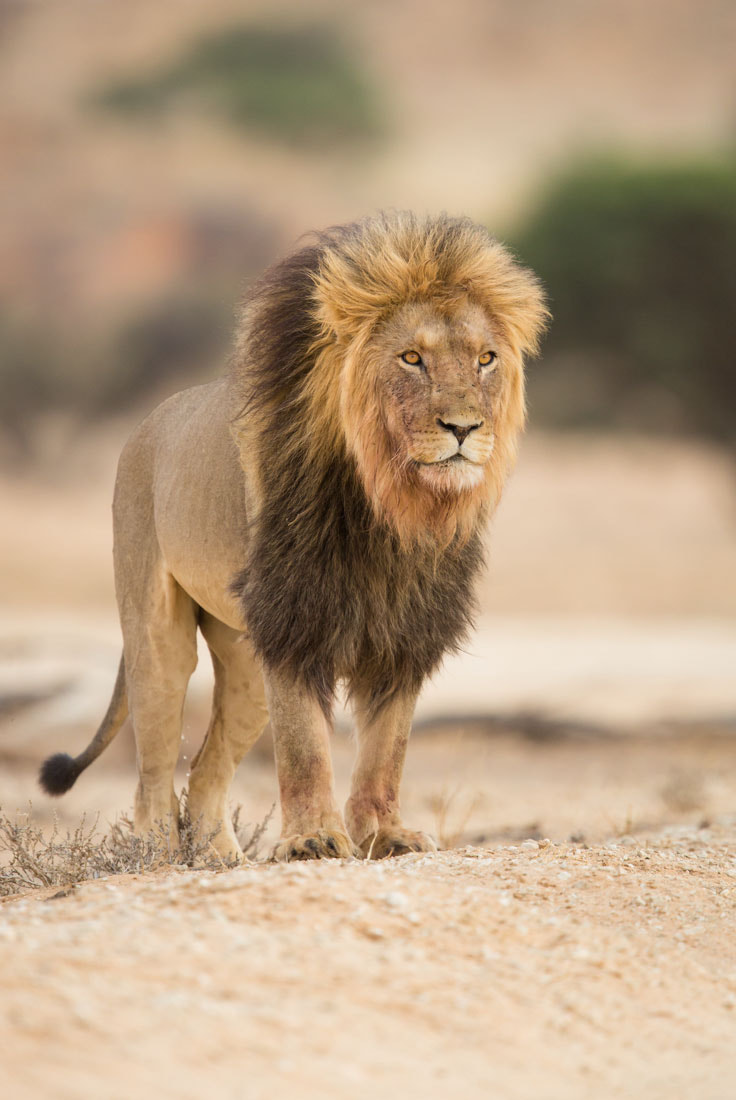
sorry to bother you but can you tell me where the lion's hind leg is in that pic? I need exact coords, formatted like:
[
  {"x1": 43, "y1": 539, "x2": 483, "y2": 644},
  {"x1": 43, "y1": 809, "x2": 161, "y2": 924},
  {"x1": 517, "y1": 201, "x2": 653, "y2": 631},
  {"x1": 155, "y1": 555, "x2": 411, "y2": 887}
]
[
  {"x1": 120, "y1": 571, "x2": 199, "y2": 851},
  {"x1": 187, "y1": 614, "x2": 269, "y2": 863}
]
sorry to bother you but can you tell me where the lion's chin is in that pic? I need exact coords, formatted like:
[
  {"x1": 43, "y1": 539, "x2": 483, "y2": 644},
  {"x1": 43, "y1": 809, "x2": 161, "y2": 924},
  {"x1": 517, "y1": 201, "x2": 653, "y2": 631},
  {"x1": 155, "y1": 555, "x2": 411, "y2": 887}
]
[{"x1": 415, "y1": 456, "x2": 486, "y2": 494}]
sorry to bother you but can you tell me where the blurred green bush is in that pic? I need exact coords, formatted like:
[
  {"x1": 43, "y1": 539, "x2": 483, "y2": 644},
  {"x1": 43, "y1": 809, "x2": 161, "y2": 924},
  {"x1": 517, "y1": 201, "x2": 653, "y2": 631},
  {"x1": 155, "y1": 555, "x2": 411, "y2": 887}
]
[
  {"x1": 513, "y1": 156, "x2": 736, "y2": 445},
  {"x1": 92, "y1": 23, "x2": 383, "y2": 149}
]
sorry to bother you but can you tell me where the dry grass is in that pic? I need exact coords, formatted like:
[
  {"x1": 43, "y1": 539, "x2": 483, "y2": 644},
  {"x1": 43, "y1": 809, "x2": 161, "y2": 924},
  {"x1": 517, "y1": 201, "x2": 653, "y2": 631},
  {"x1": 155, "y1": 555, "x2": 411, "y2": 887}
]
[
  {"x1": 0, "y1": 796, "x2": 276, "y2": 897},
  {"x1": 429, "y1": 785, "x2": 486, "y2": 849}
]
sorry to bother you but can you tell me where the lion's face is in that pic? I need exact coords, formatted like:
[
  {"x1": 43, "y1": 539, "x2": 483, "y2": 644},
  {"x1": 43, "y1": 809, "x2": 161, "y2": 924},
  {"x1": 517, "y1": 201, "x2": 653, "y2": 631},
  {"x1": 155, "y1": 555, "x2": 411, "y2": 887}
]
[
  {"x1": 333, "y1": 293, "x2": 525, "y2": 543},
  {"x1": 292, "y1": 215, "x2": 545, "y2": 544},
  {"x1": 375, "y1": 298, "x2": 504, "y2": 496}
]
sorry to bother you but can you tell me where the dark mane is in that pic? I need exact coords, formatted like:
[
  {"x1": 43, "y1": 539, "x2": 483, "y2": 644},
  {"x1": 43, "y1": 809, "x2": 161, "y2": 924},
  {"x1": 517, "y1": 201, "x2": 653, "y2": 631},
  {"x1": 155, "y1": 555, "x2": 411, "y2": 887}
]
[
  {"x1": 231, "y1": 445, "x2": 483, "y2": 714},
  {"x1": 229, "y1": 222, "x2": 485, "y2": 714},
  {"x1": 231, "y1": 448, "x2": 481, "y2": 712},
  {"x1": 233, "y1": 236, "x2": 325, "y2": 426}
]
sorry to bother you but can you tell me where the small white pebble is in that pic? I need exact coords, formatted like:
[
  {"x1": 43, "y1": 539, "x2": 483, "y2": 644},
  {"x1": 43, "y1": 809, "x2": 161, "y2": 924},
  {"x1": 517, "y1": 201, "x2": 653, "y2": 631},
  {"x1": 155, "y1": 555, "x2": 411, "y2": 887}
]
[{"x1": 383, "y1": 890, "x2": 408, "y2": 910}]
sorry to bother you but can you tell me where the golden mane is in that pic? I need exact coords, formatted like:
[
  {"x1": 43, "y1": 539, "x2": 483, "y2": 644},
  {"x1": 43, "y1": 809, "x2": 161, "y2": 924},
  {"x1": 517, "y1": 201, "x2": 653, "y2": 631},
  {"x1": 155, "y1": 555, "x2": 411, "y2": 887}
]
[{"x1": 236, "y1": 211, "x2": 548, "y2": 545}]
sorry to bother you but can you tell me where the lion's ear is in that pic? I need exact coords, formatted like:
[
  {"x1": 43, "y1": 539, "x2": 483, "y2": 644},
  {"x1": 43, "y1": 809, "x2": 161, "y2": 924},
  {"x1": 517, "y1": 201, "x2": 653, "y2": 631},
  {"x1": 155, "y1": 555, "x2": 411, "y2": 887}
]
[
  {"x1": 483, "y1": 265, "x2": 549, "y2": 363},
  {"x1": 313, "y1": 292, "x2": 351, "y2": 343},
  {"x1": 508, "y1": 276, "x2": 550, "y2": 360},
  {"x1": 311, "y1": 257, "x2": 387, "y2": 344}
]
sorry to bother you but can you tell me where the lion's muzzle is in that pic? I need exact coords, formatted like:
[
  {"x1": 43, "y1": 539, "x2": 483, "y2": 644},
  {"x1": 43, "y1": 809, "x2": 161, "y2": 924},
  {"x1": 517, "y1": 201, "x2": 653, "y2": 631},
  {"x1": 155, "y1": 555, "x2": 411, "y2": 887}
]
[{"x1": 436, "y1": 416, "x2": 484, "y2": 446}]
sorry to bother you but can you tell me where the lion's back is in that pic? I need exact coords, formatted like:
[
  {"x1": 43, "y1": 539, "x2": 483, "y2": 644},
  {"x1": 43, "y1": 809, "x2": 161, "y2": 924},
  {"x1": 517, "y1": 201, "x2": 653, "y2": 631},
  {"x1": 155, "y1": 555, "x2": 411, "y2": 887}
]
[{"x1": 113, "y1": 378, "x2": 249, "y2": 629}]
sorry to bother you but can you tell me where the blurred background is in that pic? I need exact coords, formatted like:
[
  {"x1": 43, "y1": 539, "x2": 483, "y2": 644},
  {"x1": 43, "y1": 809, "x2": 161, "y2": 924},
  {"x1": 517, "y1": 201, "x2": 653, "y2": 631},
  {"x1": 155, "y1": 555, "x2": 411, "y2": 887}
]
[{"x1": 1, "y1": 0, "x2": 735, "y2": 848}]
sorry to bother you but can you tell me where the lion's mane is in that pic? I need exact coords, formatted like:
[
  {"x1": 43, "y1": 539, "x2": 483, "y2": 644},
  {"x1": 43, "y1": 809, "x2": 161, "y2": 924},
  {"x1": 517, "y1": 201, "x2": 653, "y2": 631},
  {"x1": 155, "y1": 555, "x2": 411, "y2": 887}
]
[{"x1": 230, "y1": 212, "x2": 546, "y2": 713}]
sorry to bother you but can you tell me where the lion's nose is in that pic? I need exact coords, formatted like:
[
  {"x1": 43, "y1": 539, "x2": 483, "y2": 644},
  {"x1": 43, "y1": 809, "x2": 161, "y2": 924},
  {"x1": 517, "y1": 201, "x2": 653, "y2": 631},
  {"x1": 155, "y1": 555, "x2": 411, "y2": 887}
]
[{"x1": 437, "y1": 418, "x2": 483, "y2": 445}]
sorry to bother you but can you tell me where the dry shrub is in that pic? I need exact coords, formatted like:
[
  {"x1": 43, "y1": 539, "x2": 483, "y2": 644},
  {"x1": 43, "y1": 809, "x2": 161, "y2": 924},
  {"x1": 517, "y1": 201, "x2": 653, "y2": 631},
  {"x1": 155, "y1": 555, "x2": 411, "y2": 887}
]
[
  {"x1": 0, "y1": 797, "x2": 276, "y2": 897},
  {"x1": 234, "y1": 800, "x2": 276, "y2": 861}
]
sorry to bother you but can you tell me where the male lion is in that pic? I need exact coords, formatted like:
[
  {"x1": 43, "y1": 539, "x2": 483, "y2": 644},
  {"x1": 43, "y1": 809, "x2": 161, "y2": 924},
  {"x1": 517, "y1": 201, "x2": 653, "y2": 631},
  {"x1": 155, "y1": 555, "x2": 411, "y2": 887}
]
[{"x1": 40, "y1": 212, "x2": 547, "y2": 862}]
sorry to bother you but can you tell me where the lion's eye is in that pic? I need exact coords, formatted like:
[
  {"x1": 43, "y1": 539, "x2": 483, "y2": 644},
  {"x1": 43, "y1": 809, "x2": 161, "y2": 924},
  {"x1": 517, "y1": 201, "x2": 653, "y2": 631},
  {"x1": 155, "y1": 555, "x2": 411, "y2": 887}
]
[
  {"x1": 479, "y1": 351, "x2": 497, "y2": 368},
  {"x1": 400, "y1": 350, "x2": 423, "y2": 366}
]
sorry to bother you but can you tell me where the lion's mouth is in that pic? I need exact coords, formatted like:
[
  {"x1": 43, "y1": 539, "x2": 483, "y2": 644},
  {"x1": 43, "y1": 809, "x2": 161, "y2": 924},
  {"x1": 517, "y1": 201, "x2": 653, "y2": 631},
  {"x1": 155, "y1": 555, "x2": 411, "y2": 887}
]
[
  {"x1": 418, "y1": 453, "x2": 474, "y2": 468},
  {"x1": 414, "y1": 454, "x2": 486, "y2": 494}
]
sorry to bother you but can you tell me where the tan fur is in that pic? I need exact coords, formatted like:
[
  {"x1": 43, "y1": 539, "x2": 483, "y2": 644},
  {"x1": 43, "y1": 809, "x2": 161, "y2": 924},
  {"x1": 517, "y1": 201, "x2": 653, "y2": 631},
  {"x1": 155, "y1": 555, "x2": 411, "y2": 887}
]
[{"x1": 41, "y1": 213, "x2": 546, "y2": 863}]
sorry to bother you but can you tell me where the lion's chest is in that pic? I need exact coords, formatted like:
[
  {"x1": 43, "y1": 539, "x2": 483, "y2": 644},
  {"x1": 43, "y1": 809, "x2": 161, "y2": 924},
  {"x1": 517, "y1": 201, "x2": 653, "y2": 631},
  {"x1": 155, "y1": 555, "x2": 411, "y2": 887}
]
[{"x1": 235, "y1": 496, "x2": 483, "y2": 710}]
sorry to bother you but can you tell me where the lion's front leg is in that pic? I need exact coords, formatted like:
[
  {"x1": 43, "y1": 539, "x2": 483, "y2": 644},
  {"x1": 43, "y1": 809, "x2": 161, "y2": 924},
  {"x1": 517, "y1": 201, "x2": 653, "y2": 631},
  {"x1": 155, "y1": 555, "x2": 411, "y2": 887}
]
[
  {"x1": 264, "y1": 668, "x2": 360, "y2": 861},
  {"x1": 345, "y1": 688, "x2": 436, "y2": 859}
]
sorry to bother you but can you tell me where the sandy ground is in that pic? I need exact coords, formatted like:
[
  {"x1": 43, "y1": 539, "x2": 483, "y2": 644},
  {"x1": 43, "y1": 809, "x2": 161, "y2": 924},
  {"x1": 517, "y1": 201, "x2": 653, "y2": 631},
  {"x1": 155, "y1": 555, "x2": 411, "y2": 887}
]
[
  {"x1": 2, "y1": 824, "x2": 736, "y2": 1100},
  {"x1": 3, "y1": 715, "x2": 736, "y2": 1099}
]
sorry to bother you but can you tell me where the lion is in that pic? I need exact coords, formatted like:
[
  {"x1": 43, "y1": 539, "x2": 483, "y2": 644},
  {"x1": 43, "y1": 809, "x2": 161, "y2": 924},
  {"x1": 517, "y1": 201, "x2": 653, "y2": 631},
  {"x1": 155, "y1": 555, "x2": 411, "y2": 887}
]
[{"x1": 39, "y1": 212, "x2": 547, "y2": 862}]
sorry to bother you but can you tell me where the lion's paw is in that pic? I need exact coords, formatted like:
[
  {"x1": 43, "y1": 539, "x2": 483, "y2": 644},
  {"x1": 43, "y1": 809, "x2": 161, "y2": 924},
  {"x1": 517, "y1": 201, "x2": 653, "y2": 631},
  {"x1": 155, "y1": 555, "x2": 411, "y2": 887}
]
[
  {"x1": 361, "y1": 827, "x2": 437, "y2": 860},
  {"x1": 272, "y1": 829, "x2": 362, "y2": 862}
]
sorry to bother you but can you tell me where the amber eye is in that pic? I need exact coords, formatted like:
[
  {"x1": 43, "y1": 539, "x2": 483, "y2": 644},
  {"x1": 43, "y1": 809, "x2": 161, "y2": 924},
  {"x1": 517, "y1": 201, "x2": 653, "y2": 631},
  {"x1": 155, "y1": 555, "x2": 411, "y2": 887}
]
[
  {"x1": 400, "y1": 350, "x2": 423, "y2": 366},
  {"x1": 479, "y1": 351, "x2": 497, "y2": 367}
]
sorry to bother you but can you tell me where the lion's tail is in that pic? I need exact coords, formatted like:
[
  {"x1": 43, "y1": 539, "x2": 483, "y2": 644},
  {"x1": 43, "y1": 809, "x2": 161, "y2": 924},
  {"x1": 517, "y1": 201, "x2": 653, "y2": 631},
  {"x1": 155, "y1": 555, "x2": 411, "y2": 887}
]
[{"x1": 39, "y1": 654, "x2": 129, "y2": 796}]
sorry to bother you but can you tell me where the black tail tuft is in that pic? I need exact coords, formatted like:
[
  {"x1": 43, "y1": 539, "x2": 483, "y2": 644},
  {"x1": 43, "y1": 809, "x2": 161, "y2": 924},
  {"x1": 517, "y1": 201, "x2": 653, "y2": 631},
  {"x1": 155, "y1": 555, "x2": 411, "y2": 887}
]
[{"x1": 39, "y1": 753, "x2": 82, "y2": 796}]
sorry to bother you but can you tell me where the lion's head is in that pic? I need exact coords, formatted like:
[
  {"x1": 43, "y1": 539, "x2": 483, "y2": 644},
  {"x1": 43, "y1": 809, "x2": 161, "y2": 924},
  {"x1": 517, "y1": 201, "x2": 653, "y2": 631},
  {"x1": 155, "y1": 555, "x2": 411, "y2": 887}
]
[{"x1": 237, "y1": 212, "x2": 547, "y2": 544}]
